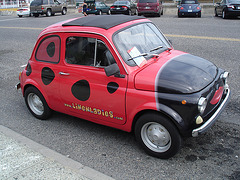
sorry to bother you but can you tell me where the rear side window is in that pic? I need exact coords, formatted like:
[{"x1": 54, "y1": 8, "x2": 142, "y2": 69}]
[
  {"x1": 35, "y1": 35, "x2": 60, "y2": 63},
  {"x1": 30, "y1": 0, "x2": 43, "y2": 6}
]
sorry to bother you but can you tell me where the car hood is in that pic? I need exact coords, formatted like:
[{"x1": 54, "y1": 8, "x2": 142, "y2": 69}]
[{"x1": 134, "y1": 54, "x2": 218, "y2": 94}]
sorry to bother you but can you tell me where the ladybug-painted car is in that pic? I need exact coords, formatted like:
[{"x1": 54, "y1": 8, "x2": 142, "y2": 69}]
[{"x1": 16, "y1": 15, "x2": 230, "y2": 159}]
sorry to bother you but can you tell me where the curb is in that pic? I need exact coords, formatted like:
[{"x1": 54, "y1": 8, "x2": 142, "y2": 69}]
[{"x1": 0, "y1": 125, "x2": 114, "y2": 180}]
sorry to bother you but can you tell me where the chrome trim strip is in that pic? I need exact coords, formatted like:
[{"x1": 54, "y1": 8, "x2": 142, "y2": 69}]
[{"x1": 192, "y1": 87, "x2": 231, "y2": 137}]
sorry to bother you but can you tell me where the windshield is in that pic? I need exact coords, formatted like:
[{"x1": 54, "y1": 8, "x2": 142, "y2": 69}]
[
  {"x1": 229, "y1": 0, "x2": 240, "y2": 3},
  {"x1": 139, "y1": 0, "x2": 157, "y2": 3},
  {"x1": 181, "y1": 0, "x2": 198, "y2": 4},
  {"x1": 114, "y1": 1, "x2": 129, "y2": 5},
  {"x1": 113, "y1": 23, "x2": 171, "y2": 67}
]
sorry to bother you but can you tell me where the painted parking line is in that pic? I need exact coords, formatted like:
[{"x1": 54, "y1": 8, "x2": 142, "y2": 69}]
[
  {"x1": 0, "y1": 26, "x2": 43, "y2": 30},
  {"x1": 165, "y1": 34, "x2": 240, "y2": 42},
  {"x1": 0, "y1": 26, "x2": 239, "y2": 42}
]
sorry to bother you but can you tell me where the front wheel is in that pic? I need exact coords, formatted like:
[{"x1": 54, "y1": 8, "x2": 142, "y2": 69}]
[
  {"x1": 135, "y1": 113, "x2": 182, "y2": 159},
  {"x1": 24, "y1": 86, "x2": 52, "y2": 120}
]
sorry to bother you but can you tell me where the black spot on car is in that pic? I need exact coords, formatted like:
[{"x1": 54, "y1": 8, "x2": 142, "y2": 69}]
[
  {"x1": 41, "y1": 67, "x2": 55, "y2": 85},
  {"x1": 47, "y1": 42, "x2": 55, "y2": 57},
  {"x1": 107, "y1": 82, "x2": 119, "y2": 94},
  {"x1": 72, "y1": 80, "x2": 90, "y2": 101},
  {"x1": 26, "y1": 63, "x2": 32, "y2": 76}
]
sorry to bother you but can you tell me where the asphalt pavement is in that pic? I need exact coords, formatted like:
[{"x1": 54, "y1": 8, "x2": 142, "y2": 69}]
[{"x1": 0, "y1": 125, "x2": 114, "y2": 180}]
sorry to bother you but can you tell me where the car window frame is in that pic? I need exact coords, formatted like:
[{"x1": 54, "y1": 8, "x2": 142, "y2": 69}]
[
  {"x1": 64, "y1": 33, "x2": 116, "y2": 68},
  {"x1": 35, "y1": 35, "x2": 61, "y2": 64}
]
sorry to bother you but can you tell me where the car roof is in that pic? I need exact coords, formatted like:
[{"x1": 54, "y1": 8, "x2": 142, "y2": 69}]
[{"x1": 62, "y1": 15, "x2": 146, "y2": 30}]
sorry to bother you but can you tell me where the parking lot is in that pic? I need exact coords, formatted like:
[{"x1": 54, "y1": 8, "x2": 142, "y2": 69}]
[{"x1": 0, "y1": 11, "x2": 240, "y2": 179}]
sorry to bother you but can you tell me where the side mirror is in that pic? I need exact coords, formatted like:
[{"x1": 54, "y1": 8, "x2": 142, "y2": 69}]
[{"x1": 104, "y1": 63, "x2": 120, "y2": 77}]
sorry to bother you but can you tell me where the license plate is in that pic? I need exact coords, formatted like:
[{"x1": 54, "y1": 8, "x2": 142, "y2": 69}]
[
  {"x1": 145, "y1": 6, "x2": 150, "y2": 9},
  {"x1": 116, "y1": 7, "x2": 120, "y2": 10},
  {"x1": 188, "y1": 10, "x2": 193, "y2": 12}
]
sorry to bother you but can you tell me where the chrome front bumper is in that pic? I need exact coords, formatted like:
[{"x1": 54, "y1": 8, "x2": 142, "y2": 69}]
[{"x1": 192, "y1": 87, "x2": 231, "y2": 137}]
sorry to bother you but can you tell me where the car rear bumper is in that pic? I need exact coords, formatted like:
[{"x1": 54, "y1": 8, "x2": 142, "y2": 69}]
[
  {"x1": 178, "y1": 10, "x2": 201, "y2": 16},
  {"x1": 192, "y1": 87, "x2": 231, "y2": 137},
  {"x1": 31, "y1": 10, "x2": 44, "y2": 14},
  {"x1": 226, "y1": 9, "x2": 240, "y2": 16}
]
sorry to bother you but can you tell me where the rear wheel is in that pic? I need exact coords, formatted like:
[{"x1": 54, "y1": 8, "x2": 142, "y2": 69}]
[
  {"x1": 46, "y1": 9, "x2": 51, "y2": 17},
  {"x1": 98, "y1": 10, "x2": 102, "y2": 15},
  {"x1": 135, "y1": 113, "x2": 182, "y2": 159},
  {"x1": 215, "y1": 8, "x2": 218, "y2": 17},
  {"x1": 222, "y1": 9, "x2": 227, "y2": 19},
  {"x1": 18, "y1": 15, "x2": 22, "y2": 17},
  {"x1": 24, "y1": 86, "x2": 52, "y2": 120},
  {"x1": 62, "y1": 8, "x2": 67, "y2": 15}
]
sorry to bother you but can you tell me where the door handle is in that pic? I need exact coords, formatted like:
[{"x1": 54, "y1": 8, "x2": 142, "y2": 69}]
[{"x1": 59, "y1": 72, "x2": 70, "y2": 76}]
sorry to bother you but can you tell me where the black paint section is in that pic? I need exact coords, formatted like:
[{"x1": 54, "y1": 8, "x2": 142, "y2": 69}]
[
  {"x1": 46, "y1": 42, "x2": 55, "y2": 57},
  {"x1": 107, "y1": 82, "x2": 119, "y2": 94},
  {"x1": 26, "y1": 63, "x2": 32, "y2": 76},
  {"x1": 41, "y1": 67, "x2": 55, "y2": 85},
  {"x1": 72, "y1": 80, "x2": 90, "y2": 101},
  {"x1": 156, "y1": 54, "x2": 217, "y2": 94}
]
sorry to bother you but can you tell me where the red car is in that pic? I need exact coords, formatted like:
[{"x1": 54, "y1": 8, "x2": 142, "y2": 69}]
[{"x1": 16, "y1": 15, "x2": 230, "y2": 159}]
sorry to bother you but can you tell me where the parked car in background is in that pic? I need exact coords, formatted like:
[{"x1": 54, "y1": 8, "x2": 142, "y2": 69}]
[
  {"x1": 110, "y1": 1, "x2": 137, "y2": 15},
  {"x1": 17, "y1": 6, "x2": 31, "y2": 17},
  {"x1": 30, "y1": 0, "x2": 67, "y2": 17},
  {"x1": 215, "y1": 0, "x2": 240, "y2": 19},
  {"x1": 178, "y1": 0, "x2": 201, "y2": 17},
  {"x1": 86, "y1": 1, "x2": 110, "y2": 15},
  {"x1": 16, "y1": 15, "x2": 230, "y2": 159},
  {"x1": 137, "y1": 0, "x2": 163, "y2": 17}
]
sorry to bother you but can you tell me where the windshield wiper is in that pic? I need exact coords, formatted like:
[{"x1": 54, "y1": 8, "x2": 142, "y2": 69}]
[
  {"x1": 127, "y1": 53, "x2": 148, "y2": 61},
  {"x1": 150, "y1": 46, "x2": 163, "y2": 52}
]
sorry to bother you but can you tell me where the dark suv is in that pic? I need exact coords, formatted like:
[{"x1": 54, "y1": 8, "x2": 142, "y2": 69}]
[{"x1": 30, "y1": 0, "x2": 67, "y2": 17}]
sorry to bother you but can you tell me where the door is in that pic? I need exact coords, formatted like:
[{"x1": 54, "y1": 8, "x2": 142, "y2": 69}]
[{"x1": 59, "y1": 34, "x2": 128, "y2": 125}]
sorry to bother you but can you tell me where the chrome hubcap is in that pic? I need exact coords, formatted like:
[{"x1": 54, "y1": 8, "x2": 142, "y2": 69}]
[
  {"x1": 141, "y1": 122, "x2": 171, "y2": 152},
  {"x1": 28, "y1": 93, "x2": 44, "y2": 115}
]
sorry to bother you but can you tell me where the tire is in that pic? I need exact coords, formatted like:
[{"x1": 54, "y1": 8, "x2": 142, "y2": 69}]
[
  {"x1": 222, "y1": 9, "x2": 227, "y2": 19},
  {"x1": 107, "y1": 9, "x2": 111, "y2": 15},
  {"x1": 24, "y1": 86, "x2": 52, "y2": 120},
  {"x1": 215, "y1": 8, "x2": 218, "y2": 17},
  {"x1": 135, "y1": 113, "x2": 182, "y2": 159},
  {"x1": 46, "y1": 9, "x2": 51, "y2": 17},
  {"x1": 18, "y1": 15, "x2": 22, "y2": 18},
  {"x1": 198, "y1": 12, "x2": 201, "y2": 18},
  {"x1": 156, "y1": 11, "x2": 161, "y2": 17},
  {"x1": 161, "y1": 9, "x2": 163, "y2": 15},
  {"x1": 98, "y1": 10, "x2": 102, "y2": 15},
  {"x1": 128, "y1": 10, "x2": 132, "y2": 16},
  {"x1": 62, "y1": 8, "x2": 67, "y2": 15}
]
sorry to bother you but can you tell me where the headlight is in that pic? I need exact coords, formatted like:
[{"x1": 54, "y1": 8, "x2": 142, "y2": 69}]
[{"x1": 198, "y1": 97, "x2": 207, "y2": 114}]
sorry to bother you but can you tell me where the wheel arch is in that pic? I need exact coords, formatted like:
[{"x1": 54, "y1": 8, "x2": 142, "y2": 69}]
[
  {"x1": 23, "y1": 82, "x2": 50, "y2": 107},
  {"x1": 131, "y1": 108, "x2": 184, "y2": 136}
]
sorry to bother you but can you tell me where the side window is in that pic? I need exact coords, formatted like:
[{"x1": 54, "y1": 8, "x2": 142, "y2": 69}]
[
  {"x1": 65, "y1": 36, "x2": 116, "y2": 67},
  {"x1": 43, "y1": 0, "x2": 48, "y2": 4},
  {"x1": 49, "y1": 0, "x2": 54, "y2": 5},
  {"x1": 35, "y1": 35, "x2": 60, "y2": 63}
]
